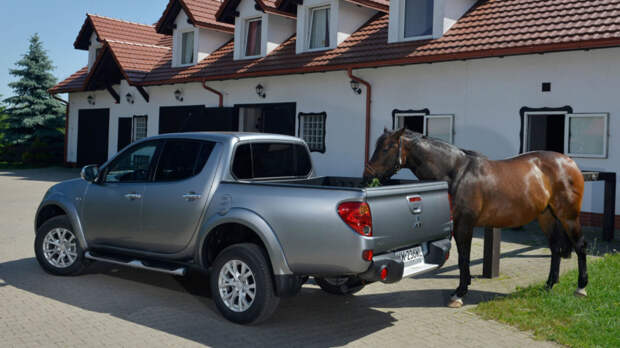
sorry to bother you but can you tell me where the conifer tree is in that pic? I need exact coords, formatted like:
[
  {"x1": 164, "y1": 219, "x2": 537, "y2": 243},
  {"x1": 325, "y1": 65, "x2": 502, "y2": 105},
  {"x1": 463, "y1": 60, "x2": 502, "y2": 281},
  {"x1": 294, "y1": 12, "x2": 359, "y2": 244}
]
[{"x1": 2, "y1": 34, "x2": 64, "y2": 162}]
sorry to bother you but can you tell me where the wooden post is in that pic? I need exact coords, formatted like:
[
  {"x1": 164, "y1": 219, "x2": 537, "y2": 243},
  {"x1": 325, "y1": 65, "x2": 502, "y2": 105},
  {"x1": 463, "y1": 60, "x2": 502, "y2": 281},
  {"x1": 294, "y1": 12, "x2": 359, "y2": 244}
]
[
  {"x1": 600, "y1": 172, "x2": 616, "y2": 242},
  {"x1": 483, "y1": 227, "x2": 501, "y2": 278}
]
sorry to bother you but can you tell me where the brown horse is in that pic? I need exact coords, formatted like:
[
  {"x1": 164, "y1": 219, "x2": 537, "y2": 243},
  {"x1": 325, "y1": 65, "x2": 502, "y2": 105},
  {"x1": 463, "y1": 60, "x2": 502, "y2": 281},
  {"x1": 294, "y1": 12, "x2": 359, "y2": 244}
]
[{"x1": 363, "y1": 128, "x2": 587, "y2": 307}]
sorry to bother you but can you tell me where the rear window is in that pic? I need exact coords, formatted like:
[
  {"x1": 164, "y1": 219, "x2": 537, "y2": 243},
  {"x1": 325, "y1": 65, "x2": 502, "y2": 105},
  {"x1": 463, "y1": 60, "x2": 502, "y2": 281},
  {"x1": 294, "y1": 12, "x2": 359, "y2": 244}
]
[
  {"x1": 232, "y1": 142, "x2": 311, "y2": 179},
  {"x1": 155, "y1": 140, "x2": 215, "y2": 181}
]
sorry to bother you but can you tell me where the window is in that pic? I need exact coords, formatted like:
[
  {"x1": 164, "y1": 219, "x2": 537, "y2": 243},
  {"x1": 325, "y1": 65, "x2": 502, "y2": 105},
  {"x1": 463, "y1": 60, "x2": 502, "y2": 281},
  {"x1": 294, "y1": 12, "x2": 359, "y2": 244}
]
[
  {"x1": 523, "y1": 111, "x2": 608, "y2": 158},
  {"x1": 181, "y1": 31, "x2": 195, "y2": 65},
  {"x1": 133, "y1": 115, "x2": 148, "y2": 142},
  {"x1": 232, "y1": 143, "x2": 312, "y2": 179},
  {"x1": 308, "y1": 6, "x2": 330, "y2": 49},
  {"x1": 394, "y1": 111, "x2": 454, "y2": 143},
  {"x1": 155, "y1": 140, "x2": 215, "y2": 181},
  {"x1": 105, "y1": 142, "x2": 159, "y2": 183},
  {"x1": 244, "y1": 18, "x2": 262, "y2": 57},
  {"x1": 298, "y1": 112, "x2": 326, "y2": 153},
  {"x1": 403, "y1": 0, "x2": 434, "y2": 39},
  {"x1": 566, "y1": 114, "x2": 608, "y2": 157}
]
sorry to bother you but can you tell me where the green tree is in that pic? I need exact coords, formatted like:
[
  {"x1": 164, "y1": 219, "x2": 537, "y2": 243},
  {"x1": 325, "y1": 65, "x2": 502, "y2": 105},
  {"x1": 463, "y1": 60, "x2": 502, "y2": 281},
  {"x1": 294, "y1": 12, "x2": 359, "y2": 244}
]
[{"x1": 2, "y1": 34, "x2": 64, "y2": 163}]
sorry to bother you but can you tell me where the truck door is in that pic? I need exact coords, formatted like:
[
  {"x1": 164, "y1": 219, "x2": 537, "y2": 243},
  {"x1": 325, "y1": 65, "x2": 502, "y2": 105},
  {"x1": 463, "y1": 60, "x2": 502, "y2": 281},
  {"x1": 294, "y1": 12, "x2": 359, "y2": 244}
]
[
  {"x1": 138, "y1": 139, "x2": 218, "y2": 253},
  {"x1": 81, "y1": 141, "x2": 160, "y2": 247}
]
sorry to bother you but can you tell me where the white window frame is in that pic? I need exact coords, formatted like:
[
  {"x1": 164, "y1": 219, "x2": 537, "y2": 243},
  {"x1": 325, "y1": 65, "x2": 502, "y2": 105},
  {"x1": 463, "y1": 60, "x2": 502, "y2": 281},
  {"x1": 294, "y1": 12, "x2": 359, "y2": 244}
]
[
  {"x1": 179, "y1": 30, "x2": 196, "y2": 66},
  {"x1": 298, "y1": 112, "x2": 327, "y2": 153},
  {"x1": 564, "y1": 113, "x2": 609, "y2": 158},
  {"x1": 132, "y1": 115, "x2": 148, "y2": 142},
  {"x1": 243, "y1": 17, "x2": 263, "y2": 59},
  {"x1": 395, "y1": 112, "x2": 454, "y2": 144},
  {"x1": 523, "y1": 111, "x2": 609, "y2": 158},
  {"x1": 306, "y1": 5, "x2": 331, "y2": 52},
  {"x1": 399, "y1": 0, "x2": 438, "y2": 42}
]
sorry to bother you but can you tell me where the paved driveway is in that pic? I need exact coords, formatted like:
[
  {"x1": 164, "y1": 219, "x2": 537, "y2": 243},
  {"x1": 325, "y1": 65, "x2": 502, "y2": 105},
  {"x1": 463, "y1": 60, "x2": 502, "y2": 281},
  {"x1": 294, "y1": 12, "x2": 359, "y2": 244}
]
[{"x1": 0, "y1": 167, "x2": 594, "y2": 347}]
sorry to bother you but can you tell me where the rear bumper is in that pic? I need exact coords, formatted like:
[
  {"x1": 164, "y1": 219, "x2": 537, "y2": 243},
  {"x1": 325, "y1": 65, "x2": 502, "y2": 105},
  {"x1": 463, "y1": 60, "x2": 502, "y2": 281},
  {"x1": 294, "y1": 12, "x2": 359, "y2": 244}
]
[{"x1": 358, "y1": 238, "x2": 451, "y2": 283}]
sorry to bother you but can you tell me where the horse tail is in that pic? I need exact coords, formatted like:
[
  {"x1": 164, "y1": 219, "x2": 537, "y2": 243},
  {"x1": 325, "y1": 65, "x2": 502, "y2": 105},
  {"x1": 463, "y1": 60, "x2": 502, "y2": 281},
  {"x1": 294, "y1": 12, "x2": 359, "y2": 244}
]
[{"x1": 546, "y1": 206, "x2": 573, "y2": 259}]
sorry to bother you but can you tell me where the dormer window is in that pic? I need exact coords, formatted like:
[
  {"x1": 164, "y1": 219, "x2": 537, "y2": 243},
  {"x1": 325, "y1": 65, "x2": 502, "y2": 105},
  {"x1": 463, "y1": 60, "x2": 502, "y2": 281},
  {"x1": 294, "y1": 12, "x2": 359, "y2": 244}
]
[
  {"x1": 389, "y1": 0, "x2": 443, "y2": 43},
  {"x1": 181, "y1": 31, "x2": 195, "y2": 65},
  {"x1": 308, "y1": 6, "x2": 330, "y2": 50},
  {"x1": 403, "y1": 0, "x2": 433, "y2": 39},
  {"x1": 244, "y1": 18, "x2": 262, "y2": 57}
]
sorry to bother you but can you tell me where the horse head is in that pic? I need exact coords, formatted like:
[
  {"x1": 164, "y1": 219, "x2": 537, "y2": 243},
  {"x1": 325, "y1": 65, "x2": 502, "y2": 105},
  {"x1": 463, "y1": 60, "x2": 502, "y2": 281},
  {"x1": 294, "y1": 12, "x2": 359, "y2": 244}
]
[{"x1": 363, "y1": 127, "x2": 419, "y2": 184}]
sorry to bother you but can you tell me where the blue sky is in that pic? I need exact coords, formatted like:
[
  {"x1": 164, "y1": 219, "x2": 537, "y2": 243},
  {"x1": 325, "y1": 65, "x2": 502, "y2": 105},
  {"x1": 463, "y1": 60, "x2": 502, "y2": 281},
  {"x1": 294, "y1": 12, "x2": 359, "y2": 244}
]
[{"x1": 0, "y1": 0, "x2": 169, "y2": 100}]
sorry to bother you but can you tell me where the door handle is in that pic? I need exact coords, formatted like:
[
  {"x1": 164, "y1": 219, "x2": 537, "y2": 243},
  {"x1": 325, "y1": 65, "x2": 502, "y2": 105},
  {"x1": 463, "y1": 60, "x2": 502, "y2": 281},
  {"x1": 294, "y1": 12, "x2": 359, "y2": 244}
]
[
  {"x1": 124, "y1": 192, "x2": 142, "y2": 200},
  {"x1": 182, "y1": 193, "x2": 201, "y2": 201}
]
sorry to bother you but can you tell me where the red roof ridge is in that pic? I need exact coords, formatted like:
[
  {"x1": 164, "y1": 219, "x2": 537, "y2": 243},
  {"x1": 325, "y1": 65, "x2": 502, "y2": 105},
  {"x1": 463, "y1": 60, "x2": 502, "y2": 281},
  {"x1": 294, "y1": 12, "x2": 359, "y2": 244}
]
[
  {"x1": 87, "y1": 13, "x2": 156, "y2": 28},
  {"x1": 105, "y1": 39, "x2": 171, "y2": 50}
]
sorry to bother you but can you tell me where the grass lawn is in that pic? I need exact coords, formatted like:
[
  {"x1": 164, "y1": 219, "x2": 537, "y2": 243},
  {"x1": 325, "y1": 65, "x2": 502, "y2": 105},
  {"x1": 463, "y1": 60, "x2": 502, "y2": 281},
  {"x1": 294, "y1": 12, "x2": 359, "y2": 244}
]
[
  {"x1": 474, "y1": 253, "x2": 619, "y2": 348},
  {"x1": 0, "y1": 161, "x2": 48, "y2": 170}
]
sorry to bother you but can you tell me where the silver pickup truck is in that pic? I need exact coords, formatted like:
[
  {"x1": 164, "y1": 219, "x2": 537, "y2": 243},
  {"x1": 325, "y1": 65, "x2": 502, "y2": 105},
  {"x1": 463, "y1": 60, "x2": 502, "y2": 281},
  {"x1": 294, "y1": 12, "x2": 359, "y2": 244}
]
[{"x1": 34, "y1": 132, "x2": 452, "y2": 324}]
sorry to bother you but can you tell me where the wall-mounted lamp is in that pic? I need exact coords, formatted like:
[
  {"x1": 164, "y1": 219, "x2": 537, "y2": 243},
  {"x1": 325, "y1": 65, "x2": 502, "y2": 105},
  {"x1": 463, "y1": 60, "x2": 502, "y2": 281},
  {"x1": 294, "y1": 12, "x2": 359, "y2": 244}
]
[
  {"x1": 174, "y1": 89, "x2": 184, "y2": 102},
  {"x1": 125, "y1": 93, "x2": 134, "y2": 104},
  {"x1": 87, "y1": 94, "x2": 96, "y2": 105},
  {"x1": 350, "y1": 80, "x2": 362, "y2": 95},
  {"x1": 255, "y1": 84, "x2": 266, "y2": 99}
]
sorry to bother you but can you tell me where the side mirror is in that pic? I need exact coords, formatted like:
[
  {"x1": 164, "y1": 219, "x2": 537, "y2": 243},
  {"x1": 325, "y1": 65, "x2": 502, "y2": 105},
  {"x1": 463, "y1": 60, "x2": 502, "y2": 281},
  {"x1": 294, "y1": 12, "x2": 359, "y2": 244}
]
[{"x1": 80, "y1": 165, "x2": 100, "y2": 183}]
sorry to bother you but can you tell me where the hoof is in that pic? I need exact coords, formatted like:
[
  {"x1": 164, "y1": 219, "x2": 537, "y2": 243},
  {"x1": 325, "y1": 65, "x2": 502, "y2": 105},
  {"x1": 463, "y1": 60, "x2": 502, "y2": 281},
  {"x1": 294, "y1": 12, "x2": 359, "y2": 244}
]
[
  {"x1": 574, "y1": 288, "x2": 587, "y2": 297},
  {"x1": 448, "y1": 295, "x2": 463, "y2": 308}
]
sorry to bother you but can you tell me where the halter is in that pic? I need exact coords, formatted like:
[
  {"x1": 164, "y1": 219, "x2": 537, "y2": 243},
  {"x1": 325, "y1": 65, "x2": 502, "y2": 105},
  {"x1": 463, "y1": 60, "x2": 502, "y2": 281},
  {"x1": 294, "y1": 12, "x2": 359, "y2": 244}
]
[{"x1": 365, "y1": 134, "x2": 406, "y2": 178}]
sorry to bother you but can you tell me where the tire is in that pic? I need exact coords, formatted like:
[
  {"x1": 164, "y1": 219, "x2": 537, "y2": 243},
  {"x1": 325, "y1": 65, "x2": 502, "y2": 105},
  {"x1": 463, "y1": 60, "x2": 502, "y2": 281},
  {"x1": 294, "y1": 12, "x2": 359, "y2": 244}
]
[
  {"x1": 315, "y1": 276, "x2": 365, "y2": 295},
  {"x1": 209, "y1": 243, "x2": 279, "y2": 325},
  {"x1": 35, "y1": 215, "x2": 88, "y2": 276}
]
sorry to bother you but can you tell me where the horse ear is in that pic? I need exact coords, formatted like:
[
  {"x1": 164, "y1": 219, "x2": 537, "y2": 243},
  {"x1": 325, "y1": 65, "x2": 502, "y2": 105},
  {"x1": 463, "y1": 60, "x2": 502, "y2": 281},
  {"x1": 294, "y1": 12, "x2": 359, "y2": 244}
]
[
  {"x1": 393, "y1": 127, "x2": 406, "y2": 139},
  {"x1": 384, "y1": 127, "x2": 390, "y2": 134}
]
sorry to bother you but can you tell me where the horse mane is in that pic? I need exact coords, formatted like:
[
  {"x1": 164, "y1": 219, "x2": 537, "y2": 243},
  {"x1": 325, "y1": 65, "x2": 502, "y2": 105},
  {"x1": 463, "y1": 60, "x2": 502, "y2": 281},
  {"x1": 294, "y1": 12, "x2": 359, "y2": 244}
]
[{"x1": 402, "y1": 129, "x2": 487, "y2": 159}]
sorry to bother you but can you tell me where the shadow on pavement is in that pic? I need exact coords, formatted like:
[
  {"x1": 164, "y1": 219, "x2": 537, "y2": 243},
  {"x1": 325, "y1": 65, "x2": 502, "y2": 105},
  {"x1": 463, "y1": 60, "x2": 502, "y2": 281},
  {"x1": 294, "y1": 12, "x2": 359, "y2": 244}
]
[
  {"x1": 0, "y1": 257, "x2": 504, "y2": 347},
  {"x1": 0, "y1": 167, "x2": 80, "y2": 182}
]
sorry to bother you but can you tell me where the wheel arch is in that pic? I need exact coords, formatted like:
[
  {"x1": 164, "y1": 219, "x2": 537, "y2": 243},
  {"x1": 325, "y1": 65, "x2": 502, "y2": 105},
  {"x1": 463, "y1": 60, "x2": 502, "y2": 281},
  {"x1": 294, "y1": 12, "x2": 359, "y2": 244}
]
[
  {"x1": 35, "y1": 198, "x2": 88, "y2": 249},
  {"x1": 197, "y1": 208, "x2": 292, "y2": 275}
]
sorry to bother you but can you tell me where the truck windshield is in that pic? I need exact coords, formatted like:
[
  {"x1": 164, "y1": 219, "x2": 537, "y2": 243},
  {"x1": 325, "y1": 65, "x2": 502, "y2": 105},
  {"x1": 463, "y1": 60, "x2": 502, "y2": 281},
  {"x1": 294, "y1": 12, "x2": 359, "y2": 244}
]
[{"x1": 233, "y1": 142, "x2": 311, "y2": 179}]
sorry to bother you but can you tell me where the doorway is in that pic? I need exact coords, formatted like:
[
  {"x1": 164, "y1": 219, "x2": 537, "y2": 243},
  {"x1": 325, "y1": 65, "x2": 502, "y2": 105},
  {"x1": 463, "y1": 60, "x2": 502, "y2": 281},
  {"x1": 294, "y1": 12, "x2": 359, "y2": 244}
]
[
  {"x1": 77, "y1": 108, "x2": 109, "y2": 165},
  {"x1": 237, "y1": 103, "x2": 296, "y2": 136}
]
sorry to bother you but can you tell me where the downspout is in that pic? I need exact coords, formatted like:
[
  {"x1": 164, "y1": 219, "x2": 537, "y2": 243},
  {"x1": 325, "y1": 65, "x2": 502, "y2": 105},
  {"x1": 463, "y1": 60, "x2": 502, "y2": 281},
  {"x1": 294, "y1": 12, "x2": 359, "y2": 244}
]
[
  {"x1": 51, "y1": 94, "x2": 70, "y2": 166},
  {"x1": 347, "y1": 68, "x2": 372, "y2": 164},
  {"x1": 202, "y1": 80, "x2": 223, "y2": 107}
]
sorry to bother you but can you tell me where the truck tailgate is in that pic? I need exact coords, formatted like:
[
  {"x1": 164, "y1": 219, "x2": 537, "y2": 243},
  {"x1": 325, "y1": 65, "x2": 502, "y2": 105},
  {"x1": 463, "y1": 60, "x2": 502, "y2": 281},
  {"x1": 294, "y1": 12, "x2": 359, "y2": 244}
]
[{"x1": 365, "y1": 181, "x2": 451, "y2": 253}]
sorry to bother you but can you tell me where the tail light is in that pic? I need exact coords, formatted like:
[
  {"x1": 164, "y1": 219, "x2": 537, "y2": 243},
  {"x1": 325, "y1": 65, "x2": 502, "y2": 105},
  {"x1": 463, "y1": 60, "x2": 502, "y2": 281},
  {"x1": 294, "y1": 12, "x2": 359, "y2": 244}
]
[
  {"x1": 362, "y1": 250, "x2": 373, "y2": 261},
  {"x1": 338, "y1": 202, "x2": 372, "y2": 236}
]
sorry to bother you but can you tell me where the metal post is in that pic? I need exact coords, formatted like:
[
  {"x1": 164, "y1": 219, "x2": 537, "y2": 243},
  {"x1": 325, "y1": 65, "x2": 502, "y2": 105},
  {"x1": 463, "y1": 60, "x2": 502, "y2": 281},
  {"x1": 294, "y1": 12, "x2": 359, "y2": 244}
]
[
  {"x1": 483, "y1": 227, "x2": 501, "y2": 278},
  {"x1": 600, "y1": 172, "x2": 616, "y2": 241}
]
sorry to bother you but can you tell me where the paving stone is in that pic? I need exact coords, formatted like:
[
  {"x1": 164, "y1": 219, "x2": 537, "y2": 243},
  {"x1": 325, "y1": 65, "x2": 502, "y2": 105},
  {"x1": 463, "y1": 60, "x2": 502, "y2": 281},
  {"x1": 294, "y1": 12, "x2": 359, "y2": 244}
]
[{"x1": 1, "y1": 167, "x2": 615, "y2": 347}]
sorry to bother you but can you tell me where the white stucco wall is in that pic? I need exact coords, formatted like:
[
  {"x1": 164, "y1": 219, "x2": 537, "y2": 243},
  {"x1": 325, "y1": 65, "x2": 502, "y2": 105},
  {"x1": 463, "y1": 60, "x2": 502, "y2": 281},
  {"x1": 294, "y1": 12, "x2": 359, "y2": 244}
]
[
  {"x1": 67, "y1": 47, "x2": 620, "y2": 215},
  {"x1": 87, "y1": 32, "x2": 102, "y2": 71}
]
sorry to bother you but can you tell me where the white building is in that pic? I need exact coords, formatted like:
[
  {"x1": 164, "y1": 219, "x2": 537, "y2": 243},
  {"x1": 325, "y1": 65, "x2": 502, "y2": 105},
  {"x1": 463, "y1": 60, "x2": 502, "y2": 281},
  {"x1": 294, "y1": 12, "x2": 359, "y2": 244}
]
[{"x1": 51, "y1": 0, "x2": 620, "y2": 227}]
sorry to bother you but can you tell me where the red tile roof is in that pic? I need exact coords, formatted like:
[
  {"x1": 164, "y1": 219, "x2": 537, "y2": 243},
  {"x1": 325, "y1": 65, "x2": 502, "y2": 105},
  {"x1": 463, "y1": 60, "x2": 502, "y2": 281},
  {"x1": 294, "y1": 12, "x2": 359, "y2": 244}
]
[
  {"x1": 54, "y1": 0, "x2": 620, "y2": 94},
  {"x1": 49, "y1": 67, "x2": 89, "y2": 94},
  {"x1": 74, "y1": 14, "x2": 172, "y2": 50},
  {"x1": 156, "y1": 0, "x2": 234, "y2": 34}
]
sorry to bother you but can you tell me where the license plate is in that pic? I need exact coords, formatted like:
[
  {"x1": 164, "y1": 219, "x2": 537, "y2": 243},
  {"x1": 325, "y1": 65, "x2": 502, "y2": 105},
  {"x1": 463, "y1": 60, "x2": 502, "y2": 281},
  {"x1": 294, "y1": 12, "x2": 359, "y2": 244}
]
[{"x1": 396, "y1": 246, "x2": 424, "y2": 265}]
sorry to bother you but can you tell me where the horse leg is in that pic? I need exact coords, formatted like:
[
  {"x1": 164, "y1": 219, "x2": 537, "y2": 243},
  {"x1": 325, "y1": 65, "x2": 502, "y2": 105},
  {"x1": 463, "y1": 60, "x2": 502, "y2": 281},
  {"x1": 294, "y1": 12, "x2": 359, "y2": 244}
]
[
  {"x1": 448, "y1": 216, "x2": 474, "y2": 308},
  {"x1": 566, "y1": 218, "x2": 588, "y2": 297},
  {"x1": 538, "y1": 208, "x2": 565, "y2": 290}
]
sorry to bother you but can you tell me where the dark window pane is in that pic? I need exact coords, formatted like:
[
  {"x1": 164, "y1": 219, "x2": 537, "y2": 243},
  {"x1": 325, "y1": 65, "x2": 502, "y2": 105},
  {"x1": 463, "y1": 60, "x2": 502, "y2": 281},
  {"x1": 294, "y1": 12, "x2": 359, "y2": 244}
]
[
  {"x1": 527, "y1": 115, "x2": 565, "y2": 153},
  {"x1": 253, "y1": 143, "x2": 311, "y2": 178},
  {"x1": 106, "y1": 143, "x2": 158, "y2": 183},
  {"x1": 232, "y1": 144, "x2": 253, "y2": 179},
  {"x1": 245, "y1": 20, "x2": 262, "y2": 56},
  {"x1": 404, "y1": 0, "x2": 434, "y2": 38},
  {"x1": 155, "y1": 140, "x2": 214, "y2": 182},
  {"x1": 195, "y1": 142, "x2": 216, "y2": 175}
]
